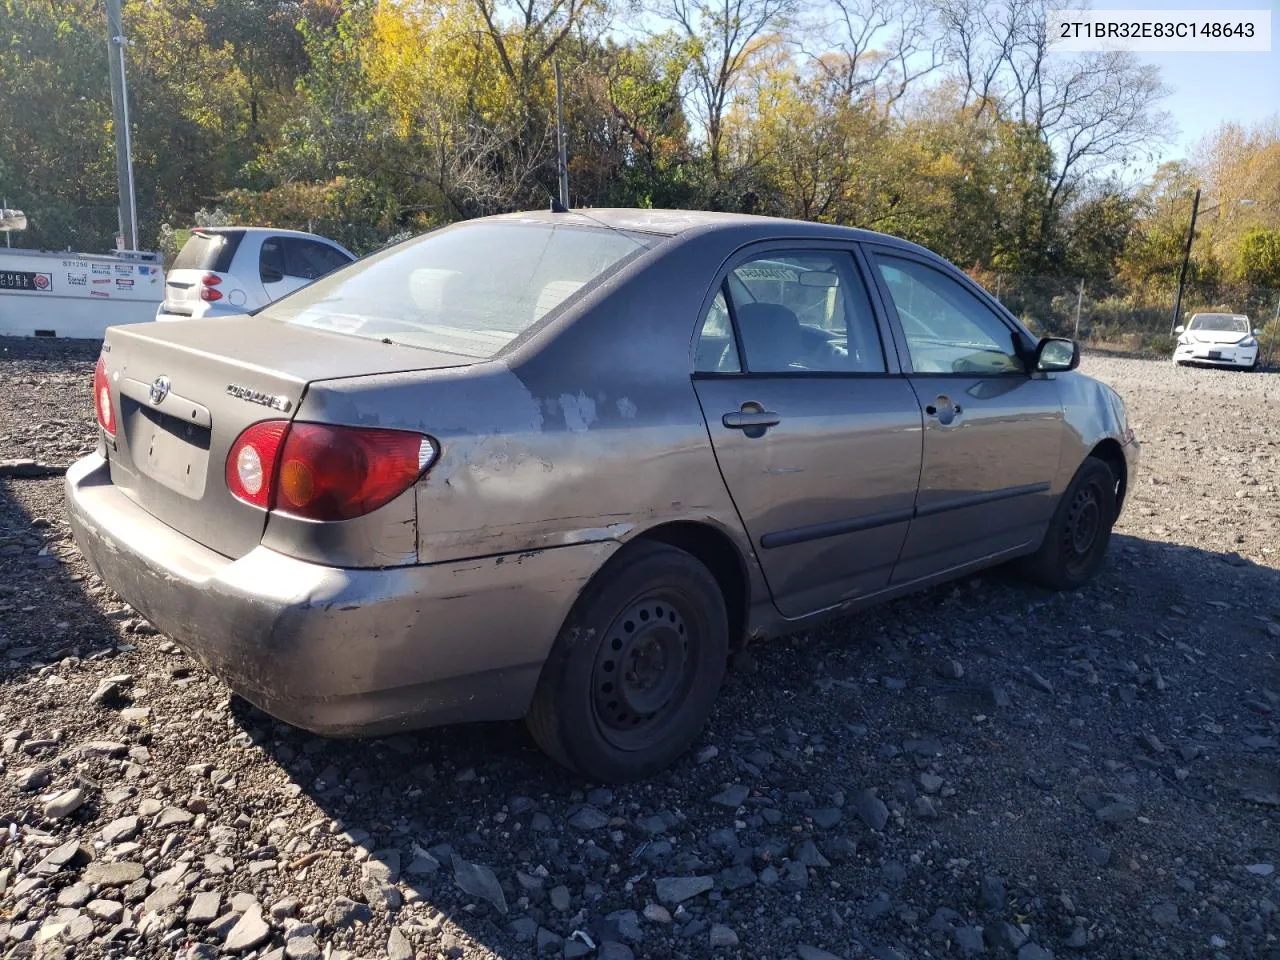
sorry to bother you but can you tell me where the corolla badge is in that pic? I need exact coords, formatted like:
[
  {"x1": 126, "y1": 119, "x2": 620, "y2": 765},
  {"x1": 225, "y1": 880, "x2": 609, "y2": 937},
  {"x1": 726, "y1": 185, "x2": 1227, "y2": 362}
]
[
  {"x1": 226, "y1": 383, "x2": 292, "y2": 412},
  {"x1": 149, "y1": 375, "x2": 171, "y2": 405}
]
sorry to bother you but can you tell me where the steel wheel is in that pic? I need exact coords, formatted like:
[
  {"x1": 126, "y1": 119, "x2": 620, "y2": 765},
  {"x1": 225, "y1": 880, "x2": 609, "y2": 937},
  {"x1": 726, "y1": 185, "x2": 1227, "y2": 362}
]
[{"x1": 591, "y1": 594, "x2": 696, "y2": 751}]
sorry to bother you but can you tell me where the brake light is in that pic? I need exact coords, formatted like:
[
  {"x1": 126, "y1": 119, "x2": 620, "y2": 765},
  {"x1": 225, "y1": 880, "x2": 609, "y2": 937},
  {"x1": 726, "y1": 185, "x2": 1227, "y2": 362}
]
[
  {"x1": 225, "y1": 422, "x2": 437, "y2": 520},
  {"x1": 94, "y1": 355, "x2": 115, "y2": 437},
  {"x1": 225, "y1": 421, "x2": 289, "y2": 508},
  {"x1": 200, "y1": 272, "x2": 223, "y2": 301}
]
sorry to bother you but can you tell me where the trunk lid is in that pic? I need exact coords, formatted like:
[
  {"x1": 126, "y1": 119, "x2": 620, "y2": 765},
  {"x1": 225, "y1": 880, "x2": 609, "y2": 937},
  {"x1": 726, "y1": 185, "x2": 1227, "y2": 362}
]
[{"x1": 101, "y1": 315, "x2": 471, "y2": 558}]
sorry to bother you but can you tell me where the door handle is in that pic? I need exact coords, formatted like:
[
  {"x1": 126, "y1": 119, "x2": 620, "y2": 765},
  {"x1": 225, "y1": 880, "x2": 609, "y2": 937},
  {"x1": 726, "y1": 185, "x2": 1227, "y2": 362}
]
[
  {"x1": 925, "y1": 396, "x2": 962, "y2": 423},
  {"x1": 722, "y1": 410, "x2": 781, "y2": 430}
]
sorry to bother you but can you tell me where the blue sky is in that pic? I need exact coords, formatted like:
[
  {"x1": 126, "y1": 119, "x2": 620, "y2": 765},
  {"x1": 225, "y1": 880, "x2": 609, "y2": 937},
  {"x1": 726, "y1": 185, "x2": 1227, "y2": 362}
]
[{"x1": 1089, "y1": 0, "x2": 1279, "y2": 164}]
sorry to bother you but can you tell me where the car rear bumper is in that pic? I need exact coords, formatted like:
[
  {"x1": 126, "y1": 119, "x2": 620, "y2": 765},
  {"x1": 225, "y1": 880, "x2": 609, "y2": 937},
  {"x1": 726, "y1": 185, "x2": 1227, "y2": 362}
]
[
  {"x1": 64, "y1": 453, "x2": 615, "y2": 736},
  {"x1": 1173, "y1": 343, "x2": 1257, "y2": 367}
]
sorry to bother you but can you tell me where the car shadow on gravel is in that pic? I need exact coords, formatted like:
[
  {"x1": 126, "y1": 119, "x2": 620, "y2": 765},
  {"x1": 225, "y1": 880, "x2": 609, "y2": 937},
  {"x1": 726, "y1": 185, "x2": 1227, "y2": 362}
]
[{"x1": 200, "y1": 530, "x2": 1280, "y2": 959}]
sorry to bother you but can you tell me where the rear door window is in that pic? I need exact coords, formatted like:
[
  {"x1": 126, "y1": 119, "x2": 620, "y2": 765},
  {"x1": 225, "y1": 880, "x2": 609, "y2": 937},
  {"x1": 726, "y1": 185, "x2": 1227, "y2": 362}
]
[
  {"x1": 284, "y1": 238, "x2": 351, "y2": 281},
  {"x1": 710, "y1": 251, "x2": 886, "y2": 374}
]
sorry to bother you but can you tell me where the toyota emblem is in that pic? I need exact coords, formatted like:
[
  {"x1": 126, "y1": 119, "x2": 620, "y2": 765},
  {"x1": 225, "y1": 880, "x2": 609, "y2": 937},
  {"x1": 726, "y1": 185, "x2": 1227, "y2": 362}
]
[{"x1": 149, "y1": 375, "x2": 171, "y2": 405}]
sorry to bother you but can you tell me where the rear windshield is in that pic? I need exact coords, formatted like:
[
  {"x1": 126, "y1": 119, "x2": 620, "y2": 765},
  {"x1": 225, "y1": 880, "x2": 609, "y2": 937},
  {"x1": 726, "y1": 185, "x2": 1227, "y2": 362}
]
[
  {"x1": 262, "y1": 221, "x2": 658, "y2": 358},
  {"x1": 173, "y1": 230, "x2": 242, "y2": 272}
]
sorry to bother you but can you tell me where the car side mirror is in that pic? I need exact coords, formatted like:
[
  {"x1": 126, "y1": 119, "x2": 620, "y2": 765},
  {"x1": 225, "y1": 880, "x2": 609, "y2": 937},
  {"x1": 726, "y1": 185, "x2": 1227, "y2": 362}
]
[
  {"x1": 1253, "y1": 328, "x2": 1262, "y2": 336},
  {"x1": 1035, "y1": 337, "x2": 1079, "y2": 372},
  {"x1": 1174, "y1": 325, "x2": 1185, "y2": 335}
]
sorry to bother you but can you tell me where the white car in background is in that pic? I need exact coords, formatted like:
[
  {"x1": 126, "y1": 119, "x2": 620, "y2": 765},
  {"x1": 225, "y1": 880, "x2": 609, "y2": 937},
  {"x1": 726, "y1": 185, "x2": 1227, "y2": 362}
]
[
  {"x1": 156, "y1": 227, "x2": 354, "y2": 321},
  {"x1": 1173, "y1": 312, "x2": 1261, "y2": 370}
]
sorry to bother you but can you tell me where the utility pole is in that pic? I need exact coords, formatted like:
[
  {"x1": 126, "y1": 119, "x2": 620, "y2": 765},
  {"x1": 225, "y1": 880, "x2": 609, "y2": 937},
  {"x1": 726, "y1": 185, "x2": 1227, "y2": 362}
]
[
  {"x1": 1074, "y1": 278, "x2": 1085, "y2": 339},
  {"x1": 105, "y1": 0, "x2": 138, "y2": 251},
  {"x1": 553, "y1": 60, "x2": 569, "y2": 212},
  {"x1": 1170, "y1": 187, "x2": 1200, "y2": 334}
]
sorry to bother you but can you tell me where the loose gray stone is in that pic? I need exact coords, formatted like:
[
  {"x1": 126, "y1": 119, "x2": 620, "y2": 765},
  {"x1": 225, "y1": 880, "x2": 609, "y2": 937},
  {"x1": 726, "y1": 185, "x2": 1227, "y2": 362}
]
[
  {"x1": 56, "y1": 883, "x2": 92, "y2": 907},
  {"x1": 980, "y1": 875, "x2": 1007, "y2": 911},
  {"x1": 86, "y1": 899, "x2": 124, "y2": 924},
  {"x1": 643, "y1": 904, "x2": 672, "y2": 924},
  {"x1": 655, "y1": 875, "x2": 713, "y2": 904},
  {"x1": 955, "y1": 925, "x2": 985, "y2": 956},
  {"x1": 224, "y1": 904, "x2": 271, "y2": 953},
  {"x1": 1246, "y1": 863, "x2": 1275, "y2": 876},
  {"x1": 189, "y1": 892, "x2": 223, "y2": 924},
  {"x1": 711, "y1": 784, "x2": 749, "y2": 808},
  {"x1": 326, "y1": 897, "x2": 372, "y2": 928},
  {"x1": 1018, "y1": 944, "x2": 1054, "y2": 960},
  {"x1": 364, "y1": 850, "x2": 402, "y2": 884},
  {"x1": 143, "y1": 884, "x2": 185, "y2": 914},
  {"x1": 919, "y1": 773, "x2": 944, "y2": 795},
  {"x1": 155, "y1": 806, "x2": 195, "y2": 828},
  {"x1": 709, "y1": 924, "x2": 739, "y2": 947},
  {"x1": 550, "y1": 885, "x2": 571, "y2": 911},
  {"x1": 510, "y1": 918, "x2": 538, "y2": 942},
  {"x1": 13, "y1": 766, "x2": 51, "y2": 791},
  {"x1": 807, "y1": 807, "x2": 842, "y2": 829},
  {"x1": 452, "y1": 855, "x2": 508, "y2": 914},
  {"x1": 82, "y1": 861, "x2": 145, "y2": 887},
  {"x1": 386, "y1": 927, "x2": 413, "y2": 960},
  {"x1": 853, "y1": 789, "x2": 890, "y2": 831},
  {"x1": 44, "y1": 788, "x2": 86, "y2": 819},
  {"x1": 569, "y1": 805, "x2": 609, "y2": 830},
  {"x1": 598, "y1": 943, "x2": 635, "y2": 960},
  {"x1": 1150, "y1": 901, "x2": 1179, "y2": 926},
  {"x1": 285, "y1": 938, "x2": 320, "y2": 960},
  {"x1": 794, "y1": 840, "x2": 830, "y2": 868},
  {"x1": 101, "y1": 815, "x2": 139, "y2": 844}
]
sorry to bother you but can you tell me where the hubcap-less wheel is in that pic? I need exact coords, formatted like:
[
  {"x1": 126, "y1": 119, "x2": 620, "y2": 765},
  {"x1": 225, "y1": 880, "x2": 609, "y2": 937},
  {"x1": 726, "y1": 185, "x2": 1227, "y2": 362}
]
[
  {"x1": 1062, "y1": 479, "x2": 1106, "y2": 578},
  {"x1": 592, "y1": 595, "x2": 693, "y2": 751}
]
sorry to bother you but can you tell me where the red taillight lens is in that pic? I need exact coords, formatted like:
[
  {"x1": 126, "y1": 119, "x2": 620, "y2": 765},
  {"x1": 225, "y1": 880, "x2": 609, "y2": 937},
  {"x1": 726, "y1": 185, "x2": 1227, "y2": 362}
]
[
  {"x1": 277, "y1": 424, "x2": 436, "y2": 521},
  {"x1": 94, "y1": 355, "x2": 115, "y2": 437},
  {"x1": 224, "y1": 422, "x2": 436, "y2": 520},
  {"x1": 225, "y1": 420, "x2": 289, "y2": 508},
  {"x1": 200, "y1": 286, "x2": 223, "y2": 302},
  {"x1": 202, "y1": 272, "x2": 222, "y2": 286}
]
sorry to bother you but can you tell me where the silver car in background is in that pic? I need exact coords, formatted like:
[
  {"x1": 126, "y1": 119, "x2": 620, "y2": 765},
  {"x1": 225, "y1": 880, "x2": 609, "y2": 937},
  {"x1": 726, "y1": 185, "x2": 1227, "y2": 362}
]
[
  {"x1": 156, "y1": 226, "x2": 354, "y2": 321},
  {"x1": 67, "y1": 209, "x2": 1138, "y2": 781}
]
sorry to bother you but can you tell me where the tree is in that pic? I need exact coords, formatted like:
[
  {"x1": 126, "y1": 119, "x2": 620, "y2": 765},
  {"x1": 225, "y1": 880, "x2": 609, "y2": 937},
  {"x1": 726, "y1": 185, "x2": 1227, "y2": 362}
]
[
  {"x1": 1238, "y1": 229, "x2": 1280, "y2": 287},
  {"x1": 654, "y1": 0, "x2": 794, "y2": 186}
]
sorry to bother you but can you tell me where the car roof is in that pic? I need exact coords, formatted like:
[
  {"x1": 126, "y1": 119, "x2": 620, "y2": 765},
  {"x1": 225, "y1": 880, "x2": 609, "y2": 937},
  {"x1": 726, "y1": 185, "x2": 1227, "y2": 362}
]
[
  {"x1": 192, "y1": 226, "x2": 344, "y2": 243},
  {"x1": 484, "y1": 208, "x2": 943, "y2": 259}
]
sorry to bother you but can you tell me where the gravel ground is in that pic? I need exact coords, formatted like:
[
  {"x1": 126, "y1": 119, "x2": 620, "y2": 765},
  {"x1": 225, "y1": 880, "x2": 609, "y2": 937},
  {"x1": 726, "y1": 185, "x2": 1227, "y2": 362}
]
[{"x1": 1, "y1": 336, "x2": 1278, "y2": 960}]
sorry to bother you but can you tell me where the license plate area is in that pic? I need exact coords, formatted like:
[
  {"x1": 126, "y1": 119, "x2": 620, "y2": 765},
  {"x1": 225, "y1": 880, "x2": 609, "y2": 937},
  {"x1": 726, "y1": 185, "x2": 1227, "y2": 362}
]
[
  {"x1": 125, "y1": 401, "x2": 211, "y2": 499},
  {"x1": 1208, "y1": 351, "x2": 1222, "y2": 360}
]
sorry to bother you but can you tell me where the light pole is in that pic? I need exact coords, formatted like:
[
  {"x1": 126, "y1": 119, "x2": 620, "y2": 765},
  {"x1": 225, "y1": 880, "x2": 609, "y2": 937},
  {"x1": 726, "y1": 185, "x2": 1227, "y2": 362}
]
[{"x1": 1171, "y1": 193, "x2": 1256, "y2": 333}]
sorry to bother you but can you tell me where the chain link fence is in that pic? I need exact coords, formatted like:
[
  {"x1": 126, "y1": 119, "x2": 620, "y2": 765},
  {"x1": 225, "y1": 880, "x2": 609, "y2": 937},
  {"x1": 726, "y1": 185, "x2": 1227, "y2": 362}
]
[{"x1": 977, "y1": 273, "x2": 1280, "y2": 368}]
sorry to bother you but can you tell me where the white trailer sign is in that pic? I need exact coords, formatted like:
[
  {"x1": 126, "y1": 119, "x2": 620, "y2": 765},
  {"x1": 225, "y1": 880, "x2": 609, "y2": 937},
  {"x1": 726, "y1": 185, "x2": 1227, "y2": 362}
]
[{"x1": 0, "y1": 248, "x2": 164, "y2": 339}]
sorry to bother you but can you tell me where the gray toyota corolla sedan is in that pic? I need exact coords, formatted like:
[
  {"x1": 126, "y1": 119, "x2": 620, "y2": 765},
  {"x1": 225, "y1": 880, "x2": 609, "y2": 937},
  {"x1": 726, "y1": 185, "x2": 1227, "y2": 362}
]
[{"x1": 66, "y1": 209, "x2": 1138, "y2": 781}]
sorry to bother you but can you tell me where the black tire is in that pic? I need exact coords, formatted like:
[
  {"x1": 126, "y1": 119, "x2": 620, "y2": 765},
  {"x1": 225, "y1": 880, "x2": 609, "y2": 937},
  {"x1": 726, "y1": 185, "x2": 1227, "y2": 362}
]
[
  {"x1": 526, "y1": 542, "x2": 728, "y2": 782},
  {"x1": 1020, "y1": 456, "x2": 1118, "y2": 591}
]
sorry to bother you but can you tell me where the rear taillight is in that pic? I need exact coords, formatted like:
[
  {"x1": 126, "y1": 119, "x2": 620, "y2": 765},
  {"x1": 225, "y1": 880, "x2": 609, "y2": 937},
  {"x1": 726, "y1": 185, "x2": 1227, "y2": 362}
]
[
  {"x1": 200, "y1": 272, "x2": 223, "y2": 301},
  {"x1": 93, "y1": 355, "x2": 115, "y2": 437},
  {"x1": 225, "y1": 421, "x2": 289, "y2": 508},
  {"x1": 225, "y1": 422, "x2": 437, "y2": 520}
]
